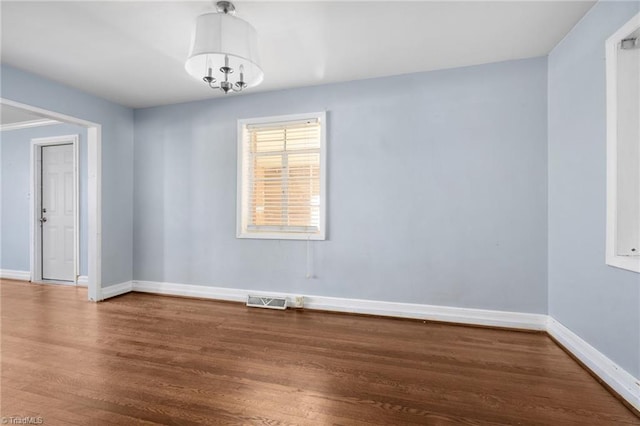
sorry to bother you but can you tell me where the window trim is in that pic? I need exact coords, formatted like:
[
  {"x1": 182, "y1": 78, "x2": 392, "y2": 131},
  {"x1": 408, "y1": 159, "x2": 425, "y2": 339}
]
[
  {"x1": 236, "y1": 111, "x2": 327, "y2": 240},
  {"x1": 605, "y1": 11, "x2": 640, "y2": 273}
]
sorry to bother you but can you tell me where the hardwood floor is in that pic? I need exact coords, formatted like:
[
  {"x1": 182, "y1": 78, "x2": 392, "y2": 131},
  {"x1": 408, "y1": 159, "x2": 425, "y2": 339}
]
[{"x1": 1, "y1": 279, "x2": 637, "y2": 425}]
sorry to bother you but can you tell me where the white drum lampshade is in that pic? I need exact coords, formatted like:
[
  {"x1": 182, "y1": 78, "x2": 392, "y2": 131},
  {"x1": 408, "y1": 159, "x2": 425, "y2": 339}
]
[{"x1": 185, "y1": 3, "x2": 263, "y2": 93}]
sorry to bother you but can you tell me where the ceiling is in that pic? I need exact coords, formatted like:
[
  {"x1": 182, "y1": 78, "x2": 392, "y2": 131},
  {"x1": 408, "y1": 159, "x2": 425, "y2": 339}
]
[{"x1": 0, "y1": 1, "x2": 595, "y2": 109}]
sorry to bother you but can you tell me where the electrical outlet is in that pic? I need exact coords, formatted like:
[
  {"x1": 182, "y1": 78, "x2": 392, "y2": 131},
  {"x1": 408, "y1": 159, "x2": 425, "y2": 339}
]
[{"x1": 292, "y1": 296, "x2": 304, "y2": 308}]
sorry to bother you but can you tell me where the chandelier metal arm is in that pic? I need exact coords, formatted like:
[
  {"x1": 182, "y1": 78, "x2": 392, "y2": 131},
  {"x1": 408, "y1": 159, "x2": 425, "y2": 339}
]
[{"x1": 205, "y1": 79, "x2": 245, "y2": 93}]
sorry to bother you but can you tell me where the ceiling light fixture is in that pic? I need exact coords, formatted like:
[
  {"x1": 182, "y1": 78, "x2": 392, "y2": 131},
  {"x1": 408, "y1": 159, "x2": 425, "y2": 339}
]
[{"x1": 185, "y1": 1, "x2": 263, "y2": 94}]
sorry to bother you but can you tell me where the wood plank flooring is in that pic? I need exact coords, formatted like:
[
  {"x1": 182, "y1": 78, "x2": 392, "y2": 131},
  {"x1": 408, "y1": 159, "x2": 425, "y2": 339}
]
[{"x1": 1, "y1": 279, "x2": 638, "y2": 425}]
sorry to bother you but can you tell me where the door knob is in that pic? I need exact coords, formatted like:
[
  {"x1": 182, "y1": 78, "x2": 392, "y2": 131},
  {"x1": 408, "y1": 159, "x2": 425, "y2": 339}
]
[{"x1": 40, "y1": 217, "x2": 47, "y2": 223}]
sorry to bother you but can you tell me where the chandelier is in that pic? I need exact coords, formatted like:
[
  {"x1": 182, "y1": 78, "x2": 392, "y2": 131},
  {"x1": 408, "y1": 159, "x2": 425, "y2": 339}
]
[{"x1": 185, "y1": 1, "x2": 263, "y2": 94}]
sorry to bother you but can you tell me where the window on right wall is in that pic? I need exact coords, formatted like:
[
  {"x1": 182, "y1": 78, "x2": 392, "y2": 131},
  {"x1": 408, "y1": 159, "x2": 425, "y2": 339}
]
[{"x1": 605, "y1": 11, "x2": 640, "y2": 273}]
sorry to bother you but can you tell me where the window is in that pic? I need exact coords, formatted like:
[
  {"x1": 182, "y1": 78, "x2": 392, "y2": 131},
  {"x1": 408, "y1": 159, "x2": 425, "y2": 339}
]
[
  {"x1": 237, "y1": 112, "x2": 326, "y2": 240},
  {"x1": 605, "y1": 12, "x2": 640, "y2": 273}
]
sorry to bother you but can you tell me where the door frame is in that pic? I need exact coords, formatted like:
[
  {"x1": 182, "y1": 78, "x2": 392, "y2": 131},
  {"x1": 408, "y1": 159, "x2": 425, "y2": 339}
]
[
  {"x1": 1, "y1": 97, "x2": 102, "y2": 301},
  {"x1": 30, "y1": 136, "x2": 79, "y2": 284}
]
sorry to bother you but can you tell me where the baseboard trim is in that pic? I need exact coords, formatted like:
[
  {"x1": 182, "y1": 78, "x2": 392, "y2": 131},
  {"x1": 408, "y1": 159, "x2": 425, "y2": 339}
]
[
  {"x1": 547, "y1": 318, "x2": 640, "y2": 412},
  {"x1": 133, "y1": 280, "x2": 246, "y2": 303},
  {"x1": 304, "y1": 295, "x2": 548, "y2": 331},
  {"x1": 77, "y1": 275, "x2": 88, "y2": 287},
  {"x1": 0, "y1": 269, "x2": 30, "y2": 281},
  {"x1": 101, "y1": 281, "x2": 133, "y2": 300},
  {"x1": 131, "y1": 280, "x2": 547, "y2": 330}
]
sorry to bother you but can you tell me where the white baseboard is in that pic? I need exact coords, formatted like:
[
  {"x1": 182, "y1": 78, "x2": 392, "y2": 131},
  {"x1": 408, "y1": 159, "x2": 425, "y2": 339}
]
[
  {"x1": 101, "y1": 281, "x2": 133, "y2": 300},
  {"x1": 77, "y1": 275, "x2": 88, "y2": 287},
  {"x1": 0, "y1": 269, "x2": 30, "y2": 281},
  {"x1": 303, "y1": 294, "x2": 548, "y2": 330},
  {"x1": 547, "y1": 318, "x2": 639, "y2": 411},
  {"x1": 132, "y1": 280, "x2": 547, "y2": 331},
  {"x1": 133, "y1": 280, "x2": 246, "y2": 303}
]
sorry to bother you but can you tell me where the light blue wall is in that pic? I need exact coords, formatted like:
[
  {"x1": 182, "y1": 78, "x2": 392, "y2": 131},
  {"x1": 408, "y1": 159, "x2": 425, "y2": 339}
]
[
  {"x1": 1, "y1": 124, "x2": 88, "y2": 274},
  {"x1": 1, "y1": 64, "x2": 134, "y2": 287},
  {"x1": 134, "y1": 57, "x2": 549, "y2": 313},
  {"x1": 548, "y1": 0, "x2": 640, "y2": 377}
]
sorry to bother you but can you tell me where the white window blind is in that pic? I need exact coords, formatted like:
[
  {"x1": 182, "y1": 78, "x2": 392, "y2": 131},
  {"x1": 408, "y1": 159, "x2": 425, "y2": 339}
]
[{"x1": 237, "y1": 112, "x2": 326, "y2": 240}]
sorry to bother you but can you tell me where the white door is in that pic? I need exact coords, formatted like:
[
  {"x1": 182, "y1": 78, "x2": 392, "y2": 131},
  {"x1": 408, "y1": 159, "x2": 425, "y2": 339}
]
[{"x1": 41, "y1": 144, "x2": 75, "y2": 281}]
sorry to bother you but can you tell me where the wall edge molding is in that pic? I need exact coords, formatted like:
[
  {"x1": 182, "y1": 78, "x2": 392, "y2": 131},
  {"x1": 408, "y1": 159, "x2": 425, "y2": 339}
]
[
  {"x1": 0, "y1": 269, "x2": 30, "y2": 281},
  {"x1": 547, "y1": 317, "x2": 640, "y2": 412}
]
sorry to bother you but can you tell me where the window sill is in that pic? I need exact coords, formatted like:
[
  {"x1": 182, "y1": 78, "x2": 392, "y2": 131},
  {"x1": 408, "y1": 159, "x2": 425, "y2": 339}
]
[{"x1": 236, "y1": 231, "x2": 325, "y2": 241}]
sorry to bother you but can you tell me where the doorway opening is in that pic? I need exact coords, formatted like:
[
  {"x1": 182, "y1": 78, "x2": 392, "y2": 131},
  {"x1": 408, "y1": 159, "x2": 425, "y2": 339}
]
[{"x1": 1, "y1": 98, "x2": 102, "y2": 301}]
